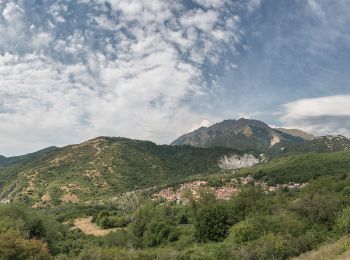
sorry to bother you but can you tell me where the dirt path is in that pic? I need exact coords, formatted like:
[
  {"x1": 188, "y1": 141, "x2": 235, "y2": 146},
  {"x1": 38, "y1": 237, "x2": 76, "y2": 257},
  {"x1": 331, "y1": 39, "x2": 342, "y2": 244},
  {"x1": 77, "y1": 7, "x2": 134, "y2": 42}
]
[{"x1": 72, "y1": 217, "x2": 120, "y2": 236}]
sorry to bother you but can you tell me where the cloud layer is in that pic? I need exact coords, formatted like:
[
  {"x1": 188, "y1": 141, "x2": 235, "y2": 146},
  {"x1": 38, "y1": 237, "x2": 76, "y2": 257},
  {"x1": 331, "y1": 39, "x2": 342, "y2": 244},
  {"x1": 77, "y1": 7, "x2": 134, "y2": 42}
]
[
  {"x1": 0, "y1": 0, "x2": 348, "y2": 155},
  {"x1": 0, "y1": 0, "x2": 256, "y2": 155},
  {"x1": 280, "y1": 95, "x2": 350, "y2": 137}
]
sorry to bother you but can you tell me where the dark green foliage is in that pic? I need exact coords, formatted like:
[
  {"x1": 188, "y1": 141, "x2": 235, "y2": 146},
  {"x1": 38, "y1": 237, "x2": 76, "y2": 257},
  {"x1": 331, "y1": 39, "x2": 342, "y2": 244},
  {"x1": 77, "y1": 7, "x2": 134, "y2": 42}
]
[
  {"x1": 144, "y1": 221, "x2": 179, "y2": 247},
  {"x1": 103, "y1": 230, "x2": 130, "y2": 248},
  {"x1": 195, "y1": 204, "x2": 230, "y2": 242},
  {"x1": 334, "y1": 207, "x2": 350, "y2": 234},
  {"x1": 95, "y1": 211, "x2": 130, "y2": 229},
  {"x1": 50, "y1": 186, "x2": 64, "y2": 206},
  {"x1": 227, "y1": 187, "x2": 267, "y2": 225},
  {"x1": 28, "y1": 218, "x2": 46, "y2": 239},
  {"x1": 291, "y1": 192, "x2": 342, "y2": 228}
]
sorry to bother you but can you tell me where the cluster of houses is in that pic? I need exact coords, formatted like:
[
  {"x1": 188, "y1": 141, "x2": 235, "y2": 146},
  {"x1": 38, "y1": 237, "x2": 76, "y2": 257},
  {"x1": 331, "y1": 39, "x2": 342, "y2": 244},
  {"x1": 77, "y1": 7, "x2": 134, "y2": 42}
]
[
  {"x1": 152, "y1": 175, "x2": 308, "y2": 203},
  {"x1": 152, "y1": 181, "x2": 208, "y2": 203}
]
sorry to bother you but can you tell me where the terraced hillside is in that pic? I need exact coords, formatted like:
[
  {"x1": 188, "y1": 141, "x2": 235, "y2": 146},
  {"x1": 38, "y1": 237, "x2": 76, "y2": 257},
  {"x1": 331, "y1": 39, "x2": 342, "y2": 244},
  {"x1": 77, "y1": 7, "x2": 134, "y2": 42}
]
[{"x1": 0, "y1": 137, "x2": 239, "y2": 206}]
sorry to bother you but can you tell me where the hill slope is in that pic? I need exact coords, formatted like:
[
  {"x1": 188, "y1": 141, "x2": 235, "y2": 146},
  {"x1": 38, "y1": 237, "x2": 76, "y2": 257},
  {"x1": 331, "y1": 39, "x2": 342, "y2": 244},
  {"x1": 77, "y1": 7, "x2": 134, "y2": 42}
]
[
  {"x1": 172, "y1": 118, "x2": 305, "y2": 153},
  {"x1": 0, "y1": 155, "x2": 7, "y2": 165},
  {"x1": 279, "y1": 135, "x2": 350, "y2": 155},
  {"x1": 0, "y1": 146, "x2": 58, "y2": 167},
  {"x1": 240, "y1": 149, "x2": 350, "y2": 184},
  {"x1": 274, "y1": 128, "x2": 315, "y2": 140},
  {"x1": 293, "y1": 236, "x2": 350, "y2": 260},
  {"x1": 0, "y1": 137, "x2": 239, "y2": 205}
]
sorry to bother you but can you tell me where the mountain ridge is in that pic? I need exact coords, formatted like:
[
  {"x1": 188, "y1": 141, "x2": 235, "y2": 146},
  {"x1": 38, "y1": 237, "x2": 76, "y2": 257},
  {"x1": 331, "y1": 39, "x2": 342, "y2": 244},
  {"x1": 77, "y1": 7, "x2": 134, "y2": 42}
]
[
  {"x1": 0, "y1": 146, "x2": 59, "y2": 167},
  {"x1": 274, "y1": 128, "x2": 315, "y2": 140},
  {"x1": 171, "y1": 118, "x2": 307, "y2": 153},
  {"x1": 0, "y1": 136, "x2": 241, "y2": 206}
]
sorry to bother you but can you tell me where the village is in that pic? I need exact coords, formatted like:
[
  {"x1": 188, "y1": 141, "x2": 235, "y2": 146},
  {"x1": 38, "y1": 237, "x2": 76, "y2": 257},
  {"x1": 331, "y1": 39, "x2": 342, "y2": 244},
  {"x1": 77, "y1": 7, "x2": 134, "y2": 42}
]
[{"x1": 152, "y1": 175, "x2": 308, "y2": 203}]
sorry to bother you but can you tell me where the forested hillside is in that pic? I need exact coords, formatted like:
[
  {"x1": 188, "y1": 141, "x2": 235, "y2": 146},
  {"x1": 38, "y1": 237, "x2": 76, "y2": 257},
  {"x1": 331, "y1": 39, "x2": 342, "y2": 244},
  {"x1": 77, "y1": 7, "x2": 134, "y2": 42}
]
[
  {"x1": 0, "y1": 137, "x2": 239, "y2": 206},
  {"x1": 1, "y1": 136, "x2": 350, "y2": 259}
]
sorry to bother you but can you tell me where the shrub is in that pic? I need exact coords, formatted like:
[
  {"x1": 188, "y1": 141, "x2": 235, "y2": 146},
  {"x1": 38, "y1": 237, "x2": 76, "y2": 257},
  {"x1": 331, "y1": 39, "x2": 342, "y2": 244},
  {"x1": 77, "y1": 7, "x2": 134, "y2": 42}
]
[
  {"x1": 229, "y1": 219, "x2": 261, "y2": 244},
  {"x1": 144, "y1": 221, "x2": 179, "y2": 247},
  {"x1": 247, "y1": 233, "x2": 296, "y2": 260},
  {"x1": 334, "y1": 207, "x2": 350, "y2": 235},
  {"x1": 0, "y1": 230, "x2": 51, "y2": 260},
  {"x1": 195, "y1": 204, "x2": 229, "y2": 242}
]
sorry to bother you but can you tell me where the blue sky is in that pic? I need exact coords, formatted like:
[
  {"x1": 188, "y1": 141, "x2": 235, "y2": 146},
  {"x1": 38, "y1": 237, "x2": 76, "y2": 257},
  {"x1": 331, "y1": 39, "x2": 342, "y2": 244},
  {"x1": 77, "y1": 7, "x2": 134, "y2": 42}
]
[{"x1": 0, "y1": 0, "x2": 349, "y2": 155}]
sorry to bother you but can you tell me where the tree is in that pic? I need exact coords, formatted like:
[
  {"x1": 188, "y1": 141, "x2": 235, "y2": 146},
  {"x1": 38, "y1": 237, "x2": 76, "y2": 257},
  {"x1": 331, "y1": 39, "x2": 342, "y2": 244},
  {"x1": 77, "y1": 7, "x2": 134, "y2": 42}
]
[
  {"x1": 0, "y1": 230, "x2": 51, "y2": 260},
  {"x1": 195, "y1": 204, "x2": 229, "y2": 242}
]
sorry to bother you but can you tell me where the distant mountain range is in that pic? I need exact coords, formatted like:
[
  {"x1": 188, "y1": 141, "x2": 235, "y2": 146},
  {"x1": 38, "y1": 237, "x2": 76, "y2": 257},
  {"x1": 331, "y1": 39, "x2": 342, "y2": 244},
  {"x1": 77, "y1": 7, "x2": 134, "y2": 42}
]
[
  {"x1": 1, "y1": 118, "x2": 349, "y2": 207},
  {"x1": 171, "y1": 118, "x2": 308, "y2": 153},
  {"x1": 171, "y1": 118, "x2": 350, "y2": 155}
]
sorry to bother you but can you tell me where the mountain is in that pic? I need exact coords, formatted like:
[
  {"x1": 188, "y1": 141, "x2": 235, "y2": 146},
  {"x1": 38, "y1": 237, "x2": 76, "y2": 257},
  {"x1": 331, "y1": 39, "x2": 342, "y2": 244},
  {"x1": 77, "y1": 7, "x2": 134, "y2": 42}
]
[
  {"x1": 171, "y1": 118, "x2": 306, "y2": 153},
  {"x1": 0, "y1": 146, "x2": 58, "y2": 167},
  {"x1": 0, "y1": 155, "x2": 7, "y2": 163},
  {"x1": 0, "y1": 137, "x2": 239, "y2": 206},
  {"x1": 311, "y1": 135, "x2": 350, "y2": 151},
  {"x1": 274, "y1": 128, "x2": 315, "y2": 140},
  {"x1": 280, "y1": 135, "x2": 350, "y2": 154}
]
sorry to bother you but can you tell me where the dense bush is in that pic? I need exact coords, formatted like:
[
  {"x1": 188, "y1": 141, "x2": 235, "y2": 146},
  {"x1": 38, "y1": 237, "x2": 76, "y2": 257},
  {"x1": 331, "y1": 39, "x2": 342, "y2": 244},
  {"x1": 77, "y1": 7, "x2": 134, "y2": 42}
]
[
  {"x1": 93, "y1": 210, "x2": 130, "y2": 229},
  {"x1": 195, "y1": 204, "x2": 230, "y2": 242},
  {"x1": 334, "y1": 207, "x2": 350, "y2": 234},
  {"x1": 0, "y1": 230, "x2": 51, "y2": 260}
]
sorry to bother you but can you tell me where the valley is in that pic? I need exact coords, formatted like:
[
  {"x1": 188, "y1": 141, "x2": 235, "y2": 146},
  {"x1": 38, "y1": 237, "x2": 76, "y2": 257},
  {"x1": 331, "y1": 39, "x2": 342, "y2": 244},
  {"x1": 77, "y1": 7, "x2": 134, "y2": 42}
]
[{"x1": 1, "y1": 119, "x2": 350, "y2": 259}]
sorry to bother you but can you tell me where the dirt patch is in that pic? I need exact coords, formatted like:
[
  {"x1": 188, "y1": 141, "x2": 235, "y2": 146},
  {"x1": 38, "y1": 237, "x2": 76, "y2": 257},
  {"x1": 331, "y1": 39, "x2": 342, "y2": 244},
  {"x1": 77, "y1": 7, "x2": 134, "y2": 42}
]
[
  {"x1": 83, "y1": 170, "x2": 101, "y2": 179},
  {"x1": 32, "y1": 202, "x2": 45, "y2": 209},
  {"x1": 243, "y1": 126, "x2": 253, "y2": 137},
  {"x1": 270, "y1": 135, "x2": 281, "y2": 147},
  {"x1": 61, "y1": 193, "x2": 79, "y2": 203},
  {"x1": 83, "y1": 170, "x2": 109, "y2": 188},
  {"x1": 41, "y1": 192, "x2": 51, "y2": 202},
  {"x1": 50, "y1": 153, "x2": 73, "y2": 166},
  {"x1": 72, "y1": 217, "x2": 120, "y2": 236}
]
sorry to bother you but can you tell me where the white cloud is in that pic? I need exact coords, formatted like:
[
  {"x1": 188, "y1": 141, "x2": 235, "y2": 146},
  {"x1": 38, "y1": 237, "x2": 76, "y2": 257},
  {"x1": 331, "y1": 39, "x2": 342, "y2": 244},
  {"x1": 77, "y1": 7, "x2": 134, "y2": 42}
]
[
  {"x1": 247, "y1": 0, "x2": 262, "y2": 12},
  {"x1": 188, "y1": 119, "x2": 212, "y2": 132},
  {"x1": 0, "y1": 0, "x2": 255, "y2": 155},
  {"x1": 280, "y1": 95, "x2": 350, "y2": 137},
  {"x1": 307, "y1": 0, "x2": 326, "y2": 21}
]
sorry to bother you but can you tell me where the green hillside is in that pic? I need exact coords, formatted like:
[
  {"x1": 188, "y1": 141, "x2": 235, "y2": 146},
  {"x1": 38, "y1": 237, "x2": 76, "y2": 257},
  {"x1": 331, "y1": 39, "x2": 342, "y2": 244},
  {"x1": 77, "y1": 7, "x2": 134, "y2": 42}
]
[
  {"x1": 0, "y1": 147, "x2": 58, "y2": 167},
  {"x1": 1, "y1": 136, "x2": 350, "y2": 259},
  {"x1": 0, "y1": 137, "x2": 239, "y2": 205},
  {"x1": 239, "y1": 149, "x2": 350, "y2": 185}
]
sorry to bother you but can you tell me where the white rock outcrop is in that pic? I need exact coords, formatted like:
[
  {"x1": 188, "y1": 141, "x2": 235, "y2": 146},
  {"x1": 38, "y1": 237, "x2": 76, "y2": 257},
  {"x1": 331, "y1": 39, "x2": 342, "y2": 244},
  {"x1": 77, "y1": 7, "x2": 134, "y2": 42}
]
[{"x1": 218, "y1": 154, "x2": 259, "y2": 170}]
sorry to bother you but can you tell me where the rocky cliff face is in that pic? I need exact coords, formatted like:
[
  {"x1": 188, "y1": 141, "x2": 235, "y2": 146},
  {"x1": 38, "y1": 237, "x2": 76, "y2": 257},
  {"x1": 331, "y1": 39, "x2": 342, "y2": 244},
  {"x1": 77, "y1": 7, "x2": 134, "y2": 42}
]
[{"x1": 218, "y1": 154, "x2": 260, "y2": 170}]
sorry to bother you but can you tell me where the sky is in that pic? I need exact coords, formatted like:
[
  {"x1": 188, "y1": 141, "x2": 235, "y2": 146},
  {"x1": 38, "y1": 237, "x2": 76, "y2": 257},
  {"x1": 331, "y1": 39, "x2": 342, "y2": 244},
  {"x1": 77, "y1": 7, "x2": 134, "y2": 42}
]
[{"x1": 0, "y1": 0, "x2": 349, "y2": 156}]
